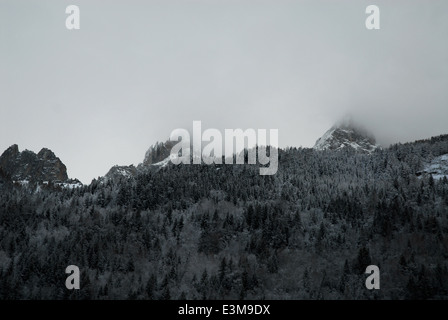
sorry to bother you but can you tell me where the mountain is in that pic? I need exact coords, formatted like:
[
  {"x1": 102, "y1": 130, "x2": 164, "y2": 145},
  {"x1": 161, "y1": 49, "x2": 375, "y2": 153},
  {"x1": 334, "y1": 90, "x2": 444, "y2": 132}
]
[
  {"x1": 0, "y1": 144, "x2": 69, "y2": 182},
  {"x1": 104, "y1": 165, "x2": 138, "y2": 182},
  {"x1": 313, "y1": 118, "x2": 380, "y2": 153},
  {"x1": 0, "y1": 144, "x2": 82, "y2": 188},
  {"x1": 106, "y1": 120, "x2": 379, "y2": 182},
  {"x1": 142, "y1": 140, "x2": 178, "y2": 166},
  {"x1": 2, "y1": 132, "x2": 448, "y2": 300},
  {"x1": 101, "y1": 140, "x2": 177, "y2": 182}
]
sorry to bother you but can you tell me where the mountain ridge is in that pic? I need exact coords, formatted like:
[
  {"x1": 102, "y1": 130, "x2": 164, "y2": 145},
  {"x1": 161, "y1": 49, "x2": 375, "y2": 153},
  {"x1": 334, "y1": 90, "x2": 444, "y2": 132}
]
[{"x1": 3, "y1": 130, "x2": 448, "y2": 185}]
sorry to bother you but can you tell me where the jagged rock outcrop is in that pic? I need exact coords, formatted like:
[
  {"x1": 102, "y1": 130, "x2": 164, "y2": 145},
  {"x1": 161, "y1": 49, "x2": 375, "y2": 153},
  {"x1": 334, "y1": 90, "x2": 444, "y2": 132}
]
[
  {"x1": 104, "y1": 165, "x2": 138, "y2": 182},
  {"x1": 0, "y1": 144, "x2": 69, "y2": 182},
  {"x1": 101, "y1": 140, "x2": 178, "y2": 182},
  {"x1": 142, "y1": 140, "x2": 177, "y2": 166}
]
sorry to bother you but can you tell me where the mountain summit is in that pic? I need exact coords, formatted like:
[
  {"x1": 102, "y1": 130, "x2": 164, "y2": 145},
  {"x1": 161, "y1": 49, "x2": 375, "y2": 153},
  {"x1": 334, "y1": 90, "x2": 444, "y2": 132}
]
[
  {"x1": 0, "y1": 144, "x2": 82, "y2": 187},
  {"x1": 142, "y1": 140, "x2": 178, "y2": 166},
  {"x1": 0, "y1": 144, "x2": 68, "y2": 182},
  {"x1": 313, "y1": 118, "x2": 380, "y2": 153},
  {"x1": 102, "y1": 140, "x2": 177, "y2": 182}
]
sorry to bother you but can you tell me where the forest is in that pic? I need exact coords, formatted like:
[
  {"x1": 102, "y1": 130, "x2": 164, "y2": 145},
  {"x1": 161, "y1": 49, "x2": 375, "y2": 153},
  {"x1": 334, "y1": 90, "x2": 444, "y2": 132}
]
[{"x1": 0, "y1": 135, "x2": 448, "y2": 299}]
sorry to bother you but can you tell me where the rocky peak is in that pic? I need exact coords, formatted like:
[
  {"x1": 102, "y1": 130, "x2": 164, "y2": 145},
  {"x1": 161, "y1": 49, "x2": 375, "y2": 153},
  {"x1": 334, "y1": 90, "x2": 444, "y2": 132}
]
[
  {"x1": 37, "y1": 148, "x2": 57, "y2": 160},
  {"x1": 101, "y1": 140, "x2": 177, "y2": 183},
  {"x1": 143, "y1": 140, "x2": 178, "y2": 166},
  {"x1": 104, "y1": 165, "x2": 138, "y2": 182},
  {"x1": 3, "y1": 144, "x2": 20, "y2": 157},
  {"x1": 314, "y1": 118, "x2": 380, "y2": 153},
  {"x1": 0, "y1": 144, "x2": 69, "y2": 182}
]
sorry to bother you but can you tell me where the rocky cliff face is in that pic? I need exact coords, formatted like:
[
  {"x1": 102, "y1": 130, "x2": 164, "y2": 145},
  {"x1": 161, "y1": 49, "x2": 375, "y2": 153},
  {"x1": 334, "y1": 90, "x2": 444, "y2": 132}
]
[
  {"x1": 0, "y1": 144, "x2": 69, "y2": 182},
  {"x1": 313, "y1": 119, "x2": 380, "y2": 153},
  {"x1": 142, "y1": 140, "x2": 178, "y2": 166},
  {"x1": 104, "y1": 165, "x2": 138, "y2": 182},
  {"x1": 101, "y1": 140, "x2": 178, "y2": 182},
  {"x1": 0, "y1": 167, "x2": 9, "y2": 185}
]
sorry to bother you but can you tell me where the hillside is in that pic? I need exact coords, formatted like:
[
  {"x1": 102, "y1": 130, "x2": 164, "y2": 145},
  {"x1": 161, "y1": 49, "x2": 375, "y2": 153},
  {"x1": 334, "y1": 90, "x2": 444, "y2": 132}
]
[{"x1": 0, "y1": 134, "x2": 447, "y2": 299}]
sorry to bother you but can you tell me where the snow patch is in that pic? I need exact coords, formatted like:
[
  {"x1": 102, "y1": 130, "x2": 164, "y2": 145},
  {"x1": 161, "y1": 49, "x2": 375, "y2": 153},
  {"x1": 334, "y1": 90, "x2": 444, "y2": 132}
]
[
  {"x1": 420, "y1": 154, "x2": 448, "y2": 180},
  {"x1": 13, "y1": 180, "x2": 29, "y2": 186},
  {"x1": 152, "y1": 156, "x2": 172, "y2": 167},
  {"x1": 55, "y1": 181, "x2": 83, "y2": 189}
]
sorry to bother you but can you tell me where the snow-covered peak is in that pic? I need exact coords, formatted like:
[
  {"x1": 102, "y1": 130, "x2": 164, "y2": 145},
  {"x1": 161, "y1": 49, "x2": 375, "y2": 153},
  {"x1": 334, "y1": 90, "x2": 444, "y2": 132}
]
[{"x1": 314, "y1": 120, "x2": 380, "y2": 153}]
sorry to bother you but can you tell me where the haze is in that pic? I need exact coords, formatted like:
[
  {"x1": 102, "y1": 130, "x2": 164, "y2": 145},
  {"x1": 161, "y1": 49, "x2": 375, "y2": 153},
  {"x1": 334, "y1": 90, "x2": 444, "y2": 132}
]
[{"x1": 1, "y1": 0, "x2": 447, "y2": 183}]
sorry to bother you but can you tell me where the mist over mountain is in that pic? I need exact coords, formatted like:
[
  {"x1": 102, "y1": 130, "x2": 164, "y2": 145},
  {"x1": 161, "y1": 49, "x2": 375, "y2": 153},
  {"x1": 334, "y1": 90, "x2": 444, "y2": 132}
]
[
  {"x1": 313, "y1": 117, "x2": 380, "y2": 153},
  {"x1": 143, "y1": 140, "x2": 178, "y2": 166},
  {"x1": 1, "y1": 129, "x2": 448, "y2": 300},
  {"x1": 101, "y1": 140, "x2": 178, "y2": 183}
]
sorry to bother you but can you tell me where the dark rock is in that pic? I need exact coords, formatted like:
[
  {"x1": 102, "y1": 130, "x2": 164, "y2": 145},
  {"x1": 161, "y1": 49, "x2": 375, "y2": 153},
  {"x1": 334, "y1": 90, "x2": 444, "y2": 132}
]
[
  {"x1": 142, "y1": 140, "x2": 178, "y2": 166},
  {"x1": 0, "y1": 144, "x2": 69, "y2": 182}
]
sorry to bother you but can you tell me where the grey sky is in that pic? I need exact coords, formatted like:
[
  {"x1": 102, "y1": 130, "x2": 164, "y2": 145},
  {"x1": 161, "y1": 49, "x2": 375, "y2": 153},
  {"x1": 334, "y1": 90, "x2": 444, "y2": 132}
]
[{"x1": 1, "y1": 0, "x2": 447, "y2": 183}]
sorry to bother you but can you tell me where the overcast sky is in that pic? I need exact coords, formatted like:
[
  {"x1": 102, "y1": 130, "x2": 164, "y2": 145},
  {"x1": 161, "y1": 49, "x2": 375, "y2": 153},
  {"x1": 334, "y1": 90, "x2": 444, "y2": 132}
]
[{"x1": 1, "y1": 0, "x2": 447, "y2": 183}]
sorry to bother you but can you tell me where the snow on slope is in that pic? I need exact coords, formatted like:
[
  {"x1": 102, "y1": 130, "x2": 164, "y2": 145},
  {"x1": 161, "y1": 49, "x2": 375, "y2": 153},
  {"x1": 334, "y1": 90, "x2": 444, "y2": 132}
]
[
  {"x1": 420, "y1": 154, "x2": 448, "y2": 180},
  {"x1": 314, "y1": 123, "x2": 380, "y2": 153},
  {"x1": 152, "y1": 155, "x2": 173, "y2": 168}
]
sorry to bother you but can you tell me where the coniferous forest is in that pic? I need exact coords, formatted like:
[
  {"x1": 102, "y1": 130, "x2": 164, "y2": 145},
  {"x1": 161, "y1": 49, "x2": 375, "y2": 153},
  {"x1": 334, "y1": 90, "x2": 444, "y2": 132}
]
[{"x1": 1, "y1": 135, "x2": 448, "y2": 300}]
